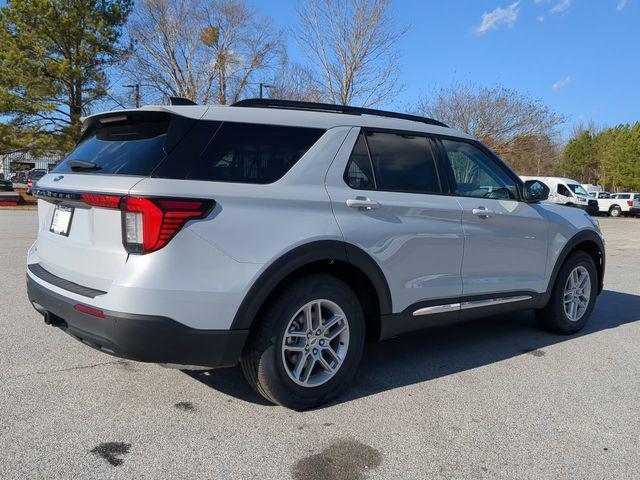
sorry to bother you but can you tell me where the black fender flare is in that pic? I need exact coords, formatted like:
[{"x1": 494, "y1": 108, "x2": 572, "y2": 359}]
[
  {"x1": 230, "y1": 240, "x2": 392, "y2": 330},
  {"x1": 546, "y1": 229, "x2": 605, "y2": 295}
]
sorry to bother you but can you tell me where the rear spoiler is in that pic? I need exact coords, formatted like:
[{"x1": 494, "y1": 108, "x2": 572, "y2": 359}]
[
  {"x1": 81, "y1": 105, "x2": 209, "y2": 131},
  {"x1": 78, "y1": 109, "x2": 201, "y2": 154}
]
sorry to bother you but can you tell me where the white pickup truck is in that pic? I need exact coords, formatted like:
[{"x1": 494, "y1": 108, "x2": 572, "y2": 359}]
[{"x1": 596, "y1": 193, "x2": 639, "y2": 217}]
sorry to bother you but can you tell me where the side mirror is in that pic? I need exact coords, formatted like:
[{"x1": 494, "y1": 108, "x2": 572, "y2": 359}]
[{"x1": 523, "y1": 180, "x2": 549, "y2": 203}]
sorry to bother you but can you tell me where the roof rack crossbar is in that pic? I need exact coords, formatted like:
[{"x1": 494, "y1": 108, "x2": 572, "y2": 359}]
[{"x1": 231, "y1": 98, "x2": 448, "y2": 128}]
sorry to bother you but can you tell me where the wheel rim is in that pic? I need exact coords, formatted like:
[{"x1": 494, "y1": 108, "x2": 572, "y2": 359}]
[
  {"x1": 281, "y1": 299, "x2": 350, "y2": 387},
  {"x1": 563, "y1": 266, "x2": 591, "y2": 322}
]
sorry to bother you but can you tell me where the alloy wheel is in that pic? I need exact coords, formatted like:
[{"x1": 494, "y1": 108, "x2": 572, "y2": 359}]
[
  {"x1": 281, "y1": 299, "x2": 350, "y2": 387},
  {"x1": 563, "y1": 266, "x2": 591, "y2": 322}
]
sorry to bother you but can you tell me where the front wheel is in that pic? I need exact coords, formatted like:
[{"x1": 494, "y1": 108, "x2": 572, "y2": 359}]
[
  {"x1": 536, "y1": 251, "x2": 598, "y2": 334},
  {"x1": 240, "y1": 275, "x2": 365, "y2": 410}
]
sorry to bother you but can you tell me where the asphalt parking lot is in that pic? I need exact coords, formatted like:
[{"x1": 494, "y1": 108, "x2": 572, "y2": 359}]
[{"x1": 1, "y1": 211, "x2": 639, "y2": 479}]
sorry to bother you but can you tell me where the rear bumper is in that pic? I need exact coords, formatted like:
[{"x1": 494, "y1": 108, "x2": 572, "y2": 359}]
[{"x1": 27, "y1": 276, "x2": 248, "y2": 368}]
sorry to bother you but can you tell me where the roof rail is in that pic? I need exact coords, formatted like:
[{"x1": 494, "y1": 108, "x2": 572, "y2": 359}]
[
  {"x1": 169, "y1": 96, "x2": 198, "y2": 106},
  {"x1": 231, "y1": 98, "x2": 448, "y2": 128}
]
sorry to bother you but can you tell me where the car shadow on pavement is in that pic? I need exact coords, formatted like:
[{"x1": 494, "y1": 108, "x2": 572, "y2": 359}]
[{"x1": 187, "y1": 289, "x2": 640, "y2": 408}]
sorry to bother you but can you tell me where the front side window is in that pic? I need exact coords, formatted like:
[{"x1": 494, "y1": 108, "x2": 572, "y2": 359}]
[
  {"x1": 441, "y1": 139, "x2": 517, "y2": 200},
  {"x1": 558, "y1": 184, "x2": 572, "y2": 197}
]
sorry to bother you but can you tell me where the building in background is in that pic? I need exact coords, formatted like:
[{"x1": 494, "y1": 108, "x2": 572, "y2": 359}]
[{"x1": 1, "y1": 151, "x2": 65, "y2": 179}]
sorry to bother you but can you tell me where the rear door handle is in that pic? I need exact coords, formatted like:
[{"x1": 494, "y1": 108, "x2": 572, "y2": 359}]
[
  {"x1": 472, "y1": 206, "x2": 494, "y2": 218},
  {"x1": 346, "y1": 197, "x2": 381, "y2": 211}
]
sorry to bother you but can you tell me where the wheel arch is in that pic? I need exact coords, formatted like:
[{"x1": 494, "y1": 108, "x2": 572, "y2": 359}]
[
  {"x1": 230, "y1": 240, "x2": 392, "y2": 341},
  {"x1": 547, "y1": 230, "x2": 605, "y2": 296}
]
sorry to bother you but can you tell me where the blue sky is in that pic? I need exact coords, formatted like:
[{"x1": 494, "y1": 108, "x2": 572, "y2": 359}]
[
  {"x1": 1, "y1": 0, "x2": 637, "y2": 136},
  {"x1": 258, "y1": 0, "x2": 639, "y2": 135}
]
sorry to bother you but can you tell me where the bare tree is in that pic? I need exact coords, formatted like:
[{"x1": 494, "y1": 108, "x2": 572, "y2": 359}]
[
  {"x1": 267, "y1": 55, "x2": 325, "y2": 102},
  {"x1": 295, "y1": 0, "x2": 407, "y2": 107},
  {"x1": 123, "y1": 0, "x2": 281, "y2": 104},
  {"x1": 202, "y1": 1, "x2": 282, "y2": 104},
  {"x1": 416, "y1": 83, "x2": 566, "y2": 175}
]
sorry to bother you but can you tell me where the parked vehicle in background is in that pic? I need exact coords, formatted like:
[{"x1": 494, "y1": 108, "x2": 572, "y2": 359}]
[
  {"x1": 27, "y1": 99, "x2": 605, "y2": 409},
  {"x1": 582, "y1": 184, "x2": 603, "y2": 197},
  {"x1": 11, "y1": 170, "x2": 28, "y2": 184},
  {"x1": 0, "y1": 179, "x2": 14, "y2": 191},
  {"x1": 596, "y1": 192, "x2": 638, "y2": 217},
  {"x1": 26, "y1": 169, "x2": 48, "y2": 195},
  {"x1": 629, "y1": 194, "x2": 640, "y2": 216},
  {"x1": 520, "y1": 176, "x2": 598, "y2": 215}
]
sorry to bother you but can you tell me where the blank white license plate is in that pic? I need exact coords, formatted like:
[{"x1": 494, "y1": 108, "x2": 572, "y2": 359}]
[{"x1": 50, "y1": 205, "x2": 74, "y2": 236}]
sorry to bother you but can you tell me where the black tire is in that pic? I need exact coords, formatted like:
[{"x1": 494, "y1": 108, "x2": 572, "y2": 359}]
[
  {"x1": 240, "y1": 274, "x2": 365, "y2": 410},
  {"x1": 609, "y1": 205, "x2": 622, "y2": 217},
  {"x1": 536, "y1": 251, "x2": 598, "y2": 334}
]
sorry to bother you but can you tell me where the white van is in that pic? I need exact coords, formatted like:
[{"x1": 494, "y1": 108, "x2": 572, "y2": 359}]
[{"x1": 520, "y1": 176, "x2": 597, "y2": 213}]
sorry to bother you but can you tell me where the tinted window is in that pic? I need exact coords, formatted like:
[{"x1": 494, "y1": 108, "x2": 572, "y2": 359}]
[
  {"x1": 558, "y1": 184, "x2": 572, "y2": 196},
  {"x1": 441, "y1": 140, "x2": 517, "y2": 200},
  {"x1": 365, "y1": 131, "x2": 441, "y2": 194},
  {"x1": 344, "y1": 134, "x2": 375, "y2": 189},
  {"x1": 54, "y1": 116, "x2": 170, "y2": 175},
  {"x1": 615, "y1": 194, "x2": 631, "y2": 199},
  {"x1": 157, "y1": 122, "x2": 324, "y2": 184}
]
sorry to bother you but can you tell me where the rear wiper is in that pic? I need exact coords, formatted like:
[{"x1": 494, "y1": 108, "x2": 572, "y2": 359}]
[{"x1": 68, "y1": 160, "x2": 102, "y2": 171}]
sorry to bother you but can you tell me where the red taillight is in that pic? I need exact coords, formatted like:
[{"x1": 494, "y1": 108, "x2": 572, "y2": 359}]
[
  {"x1": 73, "y1": 304, "x2": 105, "y2": 319},
  {"x1": 627, "y1": 200, "x2": 633, "y2": 207},
  {"x1": 121, "y1": 197, "x2": 213, "y2": 254},
  {"x1": 81, "y1": 193, "x2": 122, "y2": 209},
  {"x1": 28, "y1": 180, "x2": 32, "y2": 188}
]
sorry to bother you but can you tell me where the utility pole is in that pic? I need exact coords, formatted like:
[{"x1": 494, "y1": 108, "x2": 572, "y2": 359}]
[
  {"x1": 258, "y1": 83, "x2": 275, "y2": 99},
  {"x1": 124, "y1": 84, "x2": 141, "y2": 108}
]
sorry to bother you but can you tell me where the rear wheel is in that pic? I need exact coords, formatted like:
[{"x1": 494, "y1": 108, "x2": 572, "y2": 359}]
[
  {"x1": 240, "y1": 275, "x2": 365, "y2": 410},
  {"x1": 536, "y1": 251, "x2": 597, "y2": 334},
  {"x1": 609, "y1": 205, "x2": 622, "y2": 217}
]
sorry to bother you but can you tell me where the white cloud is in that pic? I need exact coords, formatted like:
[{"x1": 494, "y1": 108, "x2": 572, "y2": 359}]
[
  {"x1": 552, "y1": 76, "x2": 571, "y2": 91},
  {"x1": 475, "y1": 2, "x2": 520, "y2": 34},
  {"x1": 617, "y1": 0, "x2": 629, "y2": 11},
  {"x1": 537, "y1": 15, "x2": 545, "y2": 22},
  {"x1": 550, "y1": 0, "x2": 572, "y2": 14}
]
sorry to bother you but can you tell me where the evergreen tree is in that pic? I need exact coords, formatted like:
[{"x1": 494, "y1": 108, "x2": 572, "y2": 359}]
[{"x1": 0, "y1": 0, "x2": 132, "y2": 153}]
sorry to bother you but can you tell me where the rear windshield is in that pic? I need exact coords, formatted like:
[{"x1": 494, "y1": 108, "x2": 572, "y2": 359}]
[{"x1": 53, "y1": 115, "x2": 170, "y2": 175}]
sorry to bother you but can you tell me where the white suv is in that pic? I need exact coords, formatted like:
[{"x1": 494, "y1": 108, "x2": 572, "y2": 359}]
[{"x1": 26, "y1": 99, "x2": 605, "y2": 409}]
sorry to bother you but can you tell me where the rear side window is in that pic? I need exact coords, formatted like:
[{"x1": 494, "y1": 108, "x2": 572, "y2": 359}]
[
  {"x1": 344, "y1": 131, "x2": 441, "y2": 194},
  {"x1": 54, "y1": 114, "x2": 171, "y2": 175},
  {"x1": 158, "y1": 122, "x2": 325, "y2": 184}
]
